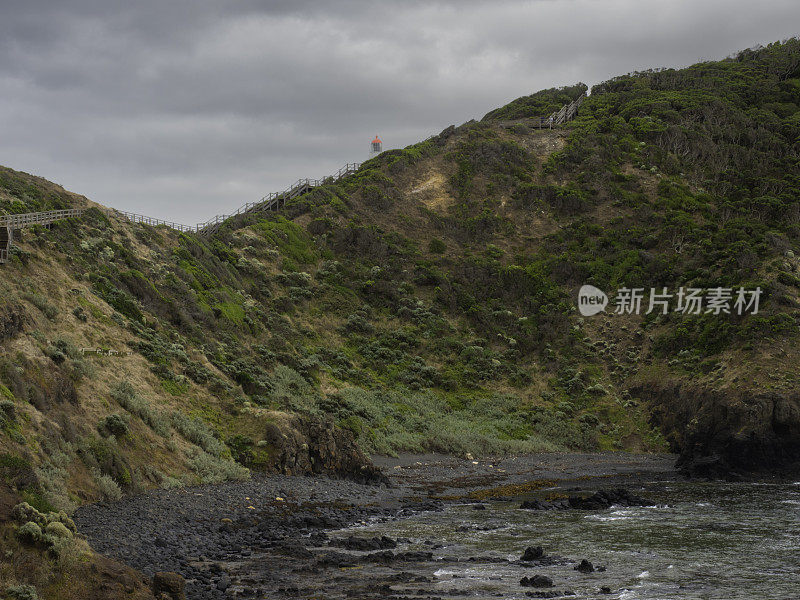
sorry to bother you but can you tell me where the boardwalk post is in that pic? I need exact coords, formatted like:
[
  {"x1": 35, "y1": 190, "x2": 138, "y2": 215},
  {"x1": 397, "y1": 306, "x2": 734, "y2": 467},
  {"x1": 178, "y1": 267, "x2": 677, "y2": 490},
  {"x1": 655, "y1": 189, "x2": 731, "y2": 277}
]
[{"x1": 0, "y1": 226, "x2": 11, "y2": 263}]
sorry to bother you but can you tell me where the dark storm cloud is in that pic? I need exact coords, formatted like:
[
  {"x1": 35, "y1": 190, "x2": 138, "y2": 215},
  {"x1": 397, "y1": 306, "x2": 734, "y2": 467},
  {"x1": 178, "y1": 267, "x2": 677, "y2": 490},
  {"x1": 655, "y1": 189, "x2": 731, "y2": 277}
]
[{"x1": 1, "y1": 0, "x2": 798, "y2": 223}]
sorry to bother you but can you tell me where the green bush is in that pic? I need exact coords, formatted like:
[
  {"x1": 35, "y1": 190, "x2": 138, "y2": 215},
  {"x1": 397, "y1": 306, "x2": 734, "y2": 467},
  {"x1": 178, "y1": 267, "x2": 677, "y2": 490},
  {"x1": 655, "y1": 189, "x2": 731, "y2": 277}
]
[
  {"x1": 170, "y1": 412, "x2": 227, "y2": 457},
  {"x1": 97, "y1": 414, "x2": 130, "y2": 438},
  {"x1": 110, "y1": 381, "x2": 170, "y2": 436},
  {"x1": 16, "y1": 521, "x2": 43, "y2": 544},
  {"x1": 4, "y1": 584, "x2": 39, "y2": 600},
  {"x1": 92, "y1": 469, "x2": 122, "y2": 501},
  {"x1": 22, "y1": 292, "x2": 58, "y2": 320},
  {"x1": 0, "y1": 399, "x2": 16, "y2": 429},
  {"x1": 227, "y1": 434, "x2": 254, "y2": 467},
  {"x1": 428, "y1": 238, "x2": 446, "y2": 254},
  {"x1": 44, "y1": 521, "x2": 72, "y2": 539},
  {"x1": 187, "y1": 448, "x2": 249, "y2": 484},
  {"x1": 11, "y1": 502, "x2": 46, "y2": 526},
  {"x1": 33, "y1": 453, "x2": 76, "y2": 514}
]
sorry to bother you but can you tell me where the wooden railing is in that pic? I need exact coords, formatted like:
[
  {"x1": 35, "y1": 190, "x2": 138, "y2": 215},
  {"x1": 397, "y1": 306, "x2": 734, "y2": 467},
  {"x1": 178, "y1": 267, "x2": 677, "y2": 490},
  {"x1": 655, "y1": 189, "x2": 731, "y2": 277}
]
[
  {"x1": 0, "y1": 226, "x2": 9, "y2": 263},
  {"x1": 111, "y1": 162, "x2": 361, "y2": 237},
  {"x1": 110, "y1": 210, "x2": 195, "y2": 233},
  {"x1": 0, "y1": 162, "x2": 363, "y2": 264},
  {"x1": 528, "y1": 93, "x2": 586, "y2": 129},
  {"x1": 0, "y1": 208, "x2": 84, "y2": 264},
  {"x1": 194, "y1": 162, "x2": 361, "y2": 236},
  {"x1": 0, "y1": 208, "x2": 84, "y2": 229},
  {"x1": 1, "y1": 97, "x2": 585, "y2": 258}
]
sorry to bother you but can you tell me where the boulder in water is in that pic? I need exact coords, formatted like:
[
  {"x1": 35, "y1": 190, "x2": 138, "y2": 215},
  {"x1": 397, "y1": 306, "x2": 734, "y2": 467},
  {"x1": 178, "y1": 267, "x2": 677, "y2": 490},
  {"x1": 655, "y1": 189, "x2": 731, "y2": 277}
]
[
  {"x1": 575, "y1": 559, "x2": 594, "y2": 573},
  {"x1": 520, "y1": 488, "x2": 653, "y2": 511},
  {"x1": 520, "y1": 574, "x2": 553, "y2": 587},
  {"x1": 521, "y1": 546, "x2": 545, "y2": 561}
]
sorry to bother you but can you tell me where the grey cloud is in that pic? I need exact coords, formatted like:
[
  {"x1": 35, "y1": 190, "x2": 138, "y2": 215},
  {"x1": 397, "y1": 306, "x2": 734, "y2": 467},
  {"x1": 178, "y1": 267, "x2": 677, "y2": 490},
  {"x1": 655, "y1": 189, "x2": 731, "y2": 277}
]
[{"x1": 0, "y1": 0, "x2": 798, "y2": 223}]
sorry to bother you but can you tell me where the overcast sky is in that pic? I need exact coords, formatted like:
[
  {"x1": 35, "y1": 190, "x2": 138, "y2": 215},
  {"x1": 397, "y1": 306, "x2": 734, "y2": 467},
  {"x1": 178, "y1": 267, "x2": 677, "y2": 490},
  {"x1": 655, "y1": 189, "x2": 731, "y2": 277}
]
[{"x1": 1, "y1": 0, "x2": 798, "y2": 224}]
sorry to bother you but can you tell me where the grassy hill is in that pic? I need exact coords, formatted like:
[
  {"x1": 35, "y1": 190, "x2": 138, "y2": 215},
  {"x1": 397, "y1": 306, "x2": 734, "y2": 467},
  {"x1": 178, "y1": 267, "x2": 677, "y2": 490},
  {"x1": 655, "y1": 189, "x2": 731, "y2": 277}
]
[{"x1": 2, "y1": 40, "x2": 800, "y2": 594}]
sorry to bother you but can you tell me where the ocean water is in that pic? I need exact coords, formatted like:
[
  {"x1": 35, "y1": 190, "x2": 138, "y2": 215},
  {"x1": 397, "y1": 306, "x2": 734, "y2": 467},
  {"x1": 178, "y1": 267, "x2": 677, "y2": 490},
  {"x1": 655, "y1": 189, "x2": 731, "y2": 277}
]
[{"x1": 340, "y1": 480, "x2": 800, "y2": 599}]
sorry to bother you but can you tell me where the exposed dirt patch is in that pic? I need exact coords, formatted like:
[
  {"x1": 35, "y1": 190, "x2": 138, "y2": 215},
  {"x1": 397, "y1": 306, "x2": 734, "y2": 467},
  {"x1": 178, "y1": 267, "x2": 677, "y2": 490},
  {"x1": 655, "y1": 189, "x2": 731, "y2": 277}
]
[{"x1": 409, "y1": 169, "x2": 452, "y2": 213}]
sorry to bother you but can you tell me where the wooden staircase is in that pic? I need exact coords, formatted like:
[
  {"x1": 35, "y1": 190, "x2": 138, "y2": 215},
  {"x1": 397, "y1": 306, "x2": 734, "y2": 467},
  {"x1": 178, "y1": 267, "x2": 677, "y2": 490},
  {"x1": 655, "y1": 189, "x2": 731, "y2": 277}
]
[
  {"x1": 193, "y1": 162, "x2": 361, "y2": 236},
  {"x1": 0, "y1": 208, "x2": 83, "y2": 263},
  {"x1": 110, "y1": 163, "x2": 361, "y2": 237},
  {"x1": 0, "y1": 95, "x2": 586, "y2": 264},
  {"x1": 525, "y1": 93, "x2": 586, "y2": 129}
]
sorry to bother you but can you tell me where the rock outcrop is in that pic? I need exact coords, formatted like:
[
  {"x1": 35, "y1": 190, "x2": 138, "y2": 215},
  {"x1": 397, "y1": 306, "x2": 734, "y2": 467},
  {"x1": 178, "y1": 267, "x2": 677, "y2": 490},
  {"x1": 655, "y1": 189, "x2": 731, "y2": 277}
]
[
  {"x1": 520, "y1": 488, "x2": 653, "y2": 511},
  {"x1": 152, "y1": 572, "x2": 186, "y2": 600},
  {"x1": 262, "y1": 414, "x2": 387, "y2": 484},
  {"x1": 635, "y1": 382, "x2": 800, "y2": 478}
]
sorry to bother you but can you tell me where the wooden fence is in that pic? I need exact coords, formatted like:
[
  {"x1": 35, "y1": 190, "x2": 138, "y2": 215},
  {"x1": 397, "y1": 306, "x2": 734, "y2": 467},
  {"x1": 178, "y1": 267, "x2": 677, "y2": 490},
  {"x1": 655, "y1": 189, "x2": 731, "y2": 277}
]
[
  {"x1": 0, "y1": 208, "x2": 84, "y2": 263},
  {"x1": 195, "y1": 163, "x2": 361, "y2": 236},
  {"x1": 527, "y1": 93, "x2": 586, "y2": 128},
  {"x1": 0, "y1": 95, "x2": 586, "y2": 262}
]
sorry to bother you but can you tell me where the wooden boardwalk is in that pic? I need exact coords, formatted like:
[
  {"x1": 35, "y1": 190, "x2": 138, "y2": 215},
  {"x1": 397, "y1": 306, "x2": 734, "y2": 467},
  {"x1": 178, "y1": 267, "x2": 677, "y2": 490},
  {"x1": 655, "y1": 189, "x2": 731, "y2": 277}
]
[
  {"x1": 0, "y1": 208, "x2": 84, "y2": 263},
  {"x1": 526, "y1": 93, "x2": 586, "y2": 128},
  {"x1": 193, "y1": 162, "x2": 361, "y2": 236},
  {"x1": 0, "y1": 94, "x2": 585, "y2": 264}
]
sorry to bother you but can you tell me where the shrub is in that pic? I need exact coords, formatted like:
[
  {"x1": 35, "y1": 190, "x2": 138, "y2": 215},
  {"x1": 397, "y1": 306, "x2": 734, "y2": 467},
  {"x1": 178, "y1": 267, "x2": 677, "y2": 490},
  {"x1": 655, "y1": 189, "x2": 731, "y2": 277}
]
[
  {"x1": 4, "y1": 585, "x2": 39, "y2": 600},
  {"x1": 44, "y1": 521, "x2": 72, "y2": 539},
  {"x1": 343, "y1": 313, "x2": 374, "y2": 334},
  {"x1": 11, "y1": 502, "x2": 46, "y2": 526},
  {"x1": 428, "y1": 238, "x2": 446, "y2": 254},
  {"x1": 0, "y1": 399, "x2": 17, "y2": 433},
  {"x1": 170, "y1": 412, "x2": 227, "y2": 457},
  {"x1": 16, "y1": 499, "x2": 47, "y2": 523},
  {"x1": 90, "y1": 275, "x2": 143, "y2": 322},
  {"x1": 44, "y1": 344, "x2": 66, "y2": 364},
  {"x1": 110, "y1": 381, "x2": 170, "y2": 436},
  {"x1": 22, "y1": 292, "x2": 58, "y2": 320},
  {"x1": 16, "y1": 521, "x2": 43, "y2": 544},
  {"x1": 187, "y1": 448, "x2": 249, "y2": 484},
  {"x1": 530, "y1": 407, "x2": 598, "y2": 451},
  {"x1": 47, "y1": 511, "x2": 76, "y2": 533},
  {"x1": 34, "y1": 453, "x2": 77, "y2": 514},
  {"x1": 77, "y1": 435, "x2": 130, "y2": 488},
  {"x1": 48, "y1": 536, "x2": 87, "y2": 568},
  {"x1": 97, "y1": 414, "x2": 130, "y2": 438},
  {"x1": 361, "y1": 184, "x2": 392, "y2": 209},
  {"x1": 227, "y1": 434, "x2": 254, "y2": 467},
  {"x1": 268, "y1": 365, "x2": 320, "y2": 413},
  {"x1": 92, "y1": 470, "x2": 122, "y2": 501}
]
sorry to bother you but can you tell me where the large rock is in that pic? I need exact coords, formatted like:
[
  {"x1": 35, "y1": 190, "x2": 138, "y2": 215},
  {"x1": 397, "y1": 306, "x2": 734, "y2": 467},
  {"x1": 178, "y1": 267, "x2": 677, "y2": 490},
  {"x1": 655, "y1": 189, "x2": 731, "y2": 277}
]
[
  {"x1": 330, "y1": 535, "x2": 397, "y2": 551},
  {"x1": 520, "y1": 488, "x2": 653, "y2": 511},
  {"x1": 262, "y1": 414, "x2": 387, "y2": 484},
  {"x1": 575, "y1": 559, "x2": 594, "y2": 573},
  {"x1": 636, "y1": 382, "x2": 800, "y2": 478},
  {"x1": 521, "y1": 546, "x2": 545, "y2": 561},
  {"x1": 152, "y1": 572, "x2": 186, "y2": 600},
  {"x1": 520, "y1": 575, "x2": 553, "y2": 588}
]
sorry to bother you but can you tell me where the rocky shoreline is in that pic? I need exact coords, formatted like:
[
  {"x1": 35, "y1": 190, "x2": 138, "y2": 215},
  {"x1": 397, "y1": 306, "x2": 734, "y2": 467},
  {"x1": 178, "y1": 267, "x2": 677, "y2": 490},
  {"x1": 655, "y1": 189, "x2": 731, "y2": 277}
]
[{"x1": 73, "y1": 452, "x2": 678, "y2": 599}]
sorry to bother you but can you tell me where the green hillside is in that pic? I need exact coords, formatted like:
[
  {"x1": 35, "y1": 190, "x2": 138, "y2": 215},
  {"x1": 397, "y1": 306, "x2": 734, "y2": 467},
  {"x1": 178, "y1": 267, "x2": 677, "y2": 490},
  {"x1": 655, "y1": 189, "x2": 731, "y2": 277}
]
[{"x1": 1, "y1": 39, "x2": 800, "y2": 529}]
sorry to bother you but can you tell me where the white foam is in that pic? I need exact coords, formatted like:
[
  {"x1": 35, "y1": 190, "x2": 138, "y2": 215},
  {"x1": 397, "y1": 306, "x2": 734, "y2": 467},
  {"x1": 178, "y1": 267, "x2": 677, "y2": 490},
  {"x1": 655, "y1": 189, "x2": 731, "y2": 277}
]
[
  {"x1": 587, "y1": 508, "x2": 636, "y2": 522},
  {"x1": 433, "y1": 568, "x2": 458, "y2": 577}
]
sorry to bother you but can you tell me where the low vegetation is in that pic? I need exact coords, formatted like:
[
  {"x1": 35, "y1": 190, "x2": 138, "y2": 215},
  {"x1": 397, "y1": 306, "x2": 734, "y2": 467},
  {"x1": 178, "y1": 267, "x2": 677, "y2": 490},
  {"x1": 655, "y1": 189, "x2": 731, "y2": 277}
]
[{"x1": 0, "y1": 42, "x2": 797, "y2": 589}]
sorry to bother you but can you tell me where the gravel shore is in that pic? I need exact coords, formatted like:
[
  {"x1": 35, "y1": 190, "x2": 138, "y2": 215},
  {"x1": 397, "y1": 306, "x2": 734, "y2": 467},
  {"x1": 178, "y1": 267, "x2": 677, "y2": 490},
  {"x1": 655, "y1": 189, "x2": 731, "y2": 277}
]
[{"x1": 73, "y1": 452, "x2": 677, "y2": 599}]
